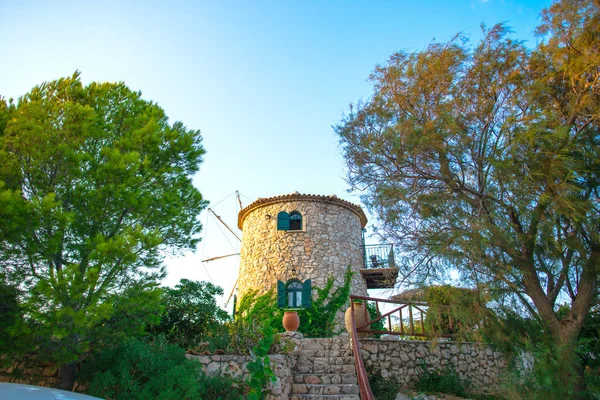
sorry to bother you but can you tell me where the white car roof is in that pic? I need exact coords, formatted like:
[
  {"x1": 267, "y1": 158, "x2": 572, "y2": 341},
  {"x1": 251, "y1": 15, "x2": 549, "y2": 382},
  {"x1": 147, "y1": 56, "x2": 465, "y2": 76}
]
[{"x1": 0, "y1": 383, "x2": 103, "y2": 399}]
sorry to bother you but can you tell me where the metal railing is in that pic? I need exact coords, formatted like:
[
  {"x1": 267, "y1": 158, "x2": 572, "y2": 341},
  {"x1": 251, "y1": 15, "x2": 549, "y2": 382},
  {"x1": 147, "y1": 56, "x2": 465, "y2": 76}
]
[
  {"x1": 349, "y1": 299, "x2": 374, "y2": 400},
  {"x1": 348, "y1": 295, "x2": 455, "y2": 399},
  {"x1": 350, "y1": 295, "x2": 454, "y2": 337},
  {"x1": 362, "y1": 244, "x2": 396, "y2": 269}
]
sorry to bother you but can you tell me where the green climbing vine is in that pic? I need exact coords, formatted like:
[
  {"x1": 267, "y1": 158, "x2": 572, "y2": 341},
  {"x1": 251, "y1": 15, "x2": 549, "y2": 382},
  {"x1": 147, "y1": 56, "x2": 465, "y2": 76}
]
[
  {"x1": 300, "y1": 266, "x2": 353, "y2": 337},
  {"x1": 246, "y1": 325, "x2": 277, "y2": 400}
]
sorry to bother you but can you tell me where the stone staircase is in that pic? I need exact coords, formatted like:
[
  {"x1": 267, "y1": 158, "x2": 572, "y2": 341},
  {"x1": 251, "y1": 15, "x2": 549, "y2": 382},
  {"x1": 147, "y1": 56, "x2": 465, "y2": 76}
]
[{"x1": 291, "y1": 337, "x2": 360, "y2": 400}]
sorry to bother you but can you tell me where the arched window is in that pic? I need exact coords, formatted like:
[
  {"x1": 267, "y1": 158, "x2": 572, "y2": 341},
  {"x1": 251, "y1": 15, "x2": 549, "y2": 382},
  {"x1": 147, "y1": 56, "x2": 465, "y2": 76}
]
[
  {"x1": 289, "y1": 211, "x2": 302, "y2": 230},
  {"x1": 286, "y1": 280, "x2": 303, "y2": 308},
  {"x1": 277, "y1": 211, "x2": 303, "y2": 231},
  {"x1": 277, "y1": 279, "x2": 312, "y2": 308}
]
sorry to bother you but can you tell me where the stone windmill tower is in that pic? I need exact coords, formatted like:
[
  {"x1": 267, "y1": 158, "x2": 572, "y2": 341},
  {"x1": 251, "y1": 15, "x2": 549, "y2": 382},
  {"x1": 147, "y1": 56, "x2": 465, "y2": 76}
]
[{"x1": 236, "y1": 192, "x2": 397, "y2": 310}]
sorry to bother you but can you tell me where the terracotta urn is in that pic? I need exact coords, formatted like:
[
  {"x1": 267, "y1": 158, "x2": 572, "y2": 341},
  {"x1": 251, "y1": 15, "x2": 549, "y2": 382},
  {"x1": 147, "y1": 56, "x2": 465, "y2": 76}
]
[
  {"x1": 282, "y1": 310, "x2": 300, "y2": 332},
  {"x1": 345, "y1": 300, "x2": 370, "y2": 338}
]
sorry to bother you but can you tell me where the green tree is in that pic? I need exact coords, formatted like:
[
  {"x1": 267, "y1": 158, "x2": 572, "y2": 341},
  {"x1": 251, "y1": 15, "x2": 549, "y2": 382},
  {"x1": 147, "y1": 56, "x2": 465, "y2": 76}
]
[
  {"x1": 151, "y1": 279, "x2": 229, "y2": 349},
  {"x1": 335, "y1": 0, "x2": 598, "y2": 395},
  {"x1": 0, "y1": 72, "x2": 207, "y2": 390}
]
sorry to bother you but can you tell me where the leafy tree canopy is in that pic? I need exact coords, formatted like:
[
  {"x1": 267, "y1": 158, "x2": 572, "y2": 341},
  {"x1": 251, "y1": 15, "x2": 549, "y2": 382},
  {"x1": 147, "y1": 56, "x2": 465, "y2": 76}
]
[
  {"x1": 0, "y1": 72, "x2": 207, "y2": 389},
  {"x1": 336, "y1": 0, "x2": 598, "y2": 359},
  {"x1": 151, "y1": 279, "x2": 229, "y2": 349}
]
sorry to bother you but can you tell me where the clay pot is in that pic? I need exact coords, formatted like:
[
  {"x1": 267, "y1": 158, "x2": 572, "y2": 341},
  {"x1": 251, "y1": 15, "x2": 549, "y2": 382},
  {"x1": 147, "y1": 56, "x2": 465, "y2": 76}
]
[
  {"x1": 345, "y1": 301, "x2": 370, "y2": 338},
  {"x1": 282, "y1": 310, "x2": 300, "y2": 332}
]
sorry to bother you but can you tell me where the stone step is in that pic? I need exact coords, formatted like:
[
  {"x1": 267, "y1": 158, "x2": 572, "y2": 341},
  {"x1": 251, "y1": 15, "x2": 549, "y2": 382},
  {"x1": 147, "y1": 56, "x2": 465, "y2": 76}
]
[
  {"x1": 296, "y1": 356, "x2": 355, "y2": 366},
  {"x1": 292, "y1": 383, "x2": 360, "y2": 395},
  {"x1": 294, "y1": 363, "x2": 357, "y2": 375},
  {"x1": 290, "y1": 396, "x2": 360, "y2": 400},
  {"x1": 293, "y1": 374, "x2": 358, "y2": 385},
  {"x1": 298, "y1": 349, "x2": 354, "y2": 358},
  {"x1": 300, "y1": 338, "x2": 352, "y2": 352}
]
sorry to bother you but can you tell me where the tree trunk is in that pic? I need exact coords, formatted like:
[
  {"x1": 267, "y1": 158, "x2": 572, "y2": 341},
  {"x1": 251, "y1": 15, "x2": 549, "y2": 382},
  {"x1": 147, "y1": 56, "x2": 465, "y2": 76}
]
[
  {"x1": 57, "y1": 361, "x2": 77, "y2": 391},
  {"x1": 556, "y1": 331, "x2": 589, "y2": 400}
]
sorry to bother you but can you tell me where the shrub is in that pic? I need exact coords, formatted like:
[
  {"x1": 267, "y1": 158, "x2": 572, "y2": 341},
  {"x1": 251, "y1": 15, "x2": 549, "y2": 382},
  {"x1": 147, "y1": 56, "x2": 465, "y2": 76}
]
[
  {"x1": 150, "y1": 279, "x2": 230, "y2": 350},
  {"x1": 229, "y1": 290, "x2": 283, "y2": 354},
  {"x1": 369, "y1": 374, "x2": 399, "y2": 400},
  {"x1": 80, "y1": 337, "x2": 243, "y2": 400},
  {"x1": 198, "y1": 373, "x2": 246, "y2": 400},
  {"x1": 246, "y1": 326, "x2": 277, "y2": 400},
  {"x1": 415, "y1": 364, "x2": 468, "y2": 397}
]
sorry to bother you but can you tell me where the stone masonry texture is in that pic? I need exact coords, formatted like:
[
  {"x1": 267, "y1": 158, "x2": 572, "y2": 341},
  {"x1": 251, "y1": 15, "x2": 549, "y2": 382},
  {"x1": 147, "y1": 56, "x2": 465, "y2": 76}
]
[
  {"x1": 186, "y1": 335, "x2": 505, "y2": 400},
  {"x1": 359, "y1": 339, "x2": 506, "y2": 389},
  {"x1": 237, "y1": 193, "x2": 368, "y2": 307}
]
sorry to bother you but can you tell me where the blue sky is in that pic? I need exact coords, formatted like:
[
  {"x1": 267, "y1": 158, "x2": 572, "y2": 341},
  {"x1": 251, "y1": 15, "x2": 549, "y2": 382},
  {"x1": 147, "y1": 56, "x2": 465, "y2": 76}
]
[{"x1": 0, "y1": 0, "x2": 551, "y2": 305}]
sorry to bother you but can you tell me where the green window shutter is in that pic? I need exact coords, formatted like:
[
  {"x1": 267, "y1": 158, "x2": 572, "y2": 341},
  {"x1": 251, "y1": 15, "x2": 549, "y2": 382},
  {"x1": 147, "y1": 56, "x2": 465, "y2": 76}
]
[
  {"x1": 277, "y1": 212, "x2": 290, "y2": 230},
  {"x1": 277, "y1": 280, "x2": 286, "y2": 308},
  {"x1": 301, "y1": 279, "x2": 312, "y2": 308}
]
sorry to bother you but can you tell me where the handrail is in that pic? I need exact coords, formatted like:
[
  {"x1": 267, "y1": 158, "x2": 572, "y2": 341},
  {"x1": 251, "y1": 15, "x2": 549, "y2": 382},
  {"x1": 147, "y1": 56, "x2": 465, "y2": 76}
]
[
  {"x1": 348, "y1": 294, "x2": 456, "y2": 398},
  {"x1": 349, "y1": 299, "x2": 374, "y2": 400},
  {"x1": 361, "y1": 244, "x2": 395, "y2": 269},
  {"x1": 350, "y1": 294, "x2": 454, "y2": 338}
]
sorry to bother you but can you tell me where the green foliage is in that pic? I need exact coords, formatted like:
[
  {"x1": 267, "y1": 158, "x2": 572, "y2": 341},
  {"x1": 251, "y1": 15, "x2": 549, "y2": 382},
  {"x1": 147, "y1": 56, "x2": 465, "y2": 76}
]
[
  {"x1": 336, "y1": 0, "x2": 599, "y2": 392},
  {"x1": 499, "y1": 342, "x2": 584, "y2": 400},
  {"x1": 300, "y1": 266, "x2": 353, "y2": 337},
  {"x1": 423, "y1": 285, "x2": 496, "y2": 341},
  {"x1": 391, "y1": 319, "x2": 427, "y2": 341},
  {"x1": 230, "y1": 290, "x2": 283, "y2": 354},
  {"x1": 81, "y1": 337, "x2": 246, "y2": 400},
  {"x1": 0, "y1": 282, "x2": 20, "y2": 356},
  {"x1": 151, "y1": 279, "x2": 230, "y2": 350},
  {"x1": 477, "y1": 305, "x2": 600, "y2": 399},
  {"x1": 81, "y1": 337, "x2": 201, "y2": 400},
  {"x1": 0, "y1": 72, "x2": 207, "y2": 387},
  {"x1": 558, "y1": 302, "x2": 600, "y2": 372},
  {"x1": 366, "y1": 301, "x2": 385, "y2": 334},
  {"x1": 89, "y1": 284, "x2": 164, "y2": 347},
  {"x1": 198, "y1": 373, "x2": 246, "y2": 400},
  {"x1": 415, "y1": 364, "x2": 468, "y2": 397},
  {"x1": 368, "y1": 374, "x2": 399, "y2": 400},
  {"x1": 246, "y1": 326, "x2": 277, "y2": 400},
  {"x1": 231, "y1": 267, "x2": 355, "y2": 351}
]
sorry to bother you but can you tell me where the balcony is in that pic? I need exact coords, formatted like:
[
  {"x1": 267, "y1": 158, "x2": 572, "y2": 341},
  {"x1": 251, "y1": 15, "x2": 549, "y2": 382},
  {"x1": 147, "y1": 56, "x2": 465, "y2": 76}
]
[{"x1": 360, "y1": 244, "x2": 399, "y2": 289}]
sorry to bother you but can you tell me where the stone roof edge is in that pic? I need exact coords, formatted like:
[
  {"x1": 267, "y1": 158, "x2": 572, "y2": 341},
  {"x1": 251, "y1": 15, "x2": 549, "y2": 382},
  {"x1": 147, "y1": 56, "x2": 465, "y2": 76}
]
[{"x1": 237, "y1": 193, "x2": 368, "y2": 229}]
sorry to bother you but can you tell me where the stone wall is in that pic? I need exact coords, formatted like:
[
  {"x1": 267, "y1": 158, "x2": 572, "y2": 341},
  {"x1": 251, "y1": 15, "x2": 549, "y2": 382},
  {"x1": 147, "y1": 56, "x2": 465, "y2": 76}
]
[
  {"x1": 2, "y1": 336, "x2": 506, "y2": 397},
  {"x1": 0, "y1": 356, "x2": 87, "y2": 392},
  {"x1": 187, "y1": 353, "x2": 294, "y2": 400},
  {"x1": 359, "y1": 339, "x2": 506, "y2": 389},
  {"x1": 186, "y1": 332, "x2": 303, "y2": 400},
  {"x1": 237, "y1": 194, "x2": 368, "y2": 316}
]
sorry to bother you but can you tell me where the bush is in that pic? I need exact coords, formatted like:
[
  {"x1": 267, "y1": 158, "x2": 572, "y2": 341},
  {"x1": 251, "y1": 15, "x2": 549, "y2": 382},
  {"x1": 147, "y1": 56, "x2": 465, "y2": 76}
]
[
  {"x1": 198, "y1": 373, "x2": 246, "y2": 400},
  {"x1": 246, "y1": 326, "x2": 277, "y2": 400},
  {"x1": 229, "y1": 290, "x2": 283, "y2": 354},
  {"x1": 150, "y1": 279, "x2": 230, "y2": 350},
  {"x1": 369, "y1": 374, "x2": 399, "y2": 400},
  {"x1": 415, "y1": 364, "x2": 468, "y2": 397},
  {"x1": 80, "y1": 337, "x2": 244, "y2": 400},
  {"x1": 481, "y1": 305, "x2": 600, "y2": 399}
]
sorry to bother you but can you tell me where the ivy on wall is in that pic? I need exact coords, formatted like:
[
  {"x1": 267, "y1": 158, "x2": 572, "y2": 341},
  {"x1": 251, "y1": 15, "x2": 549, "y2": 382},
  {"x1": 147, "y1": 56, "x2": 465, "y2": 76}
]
[
  {"x1": 300, "y1": 266, "x2": 353, "y2": 337},
  {"x1": 232, "y1": 266, "x2": 355, "y2": 342}
]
